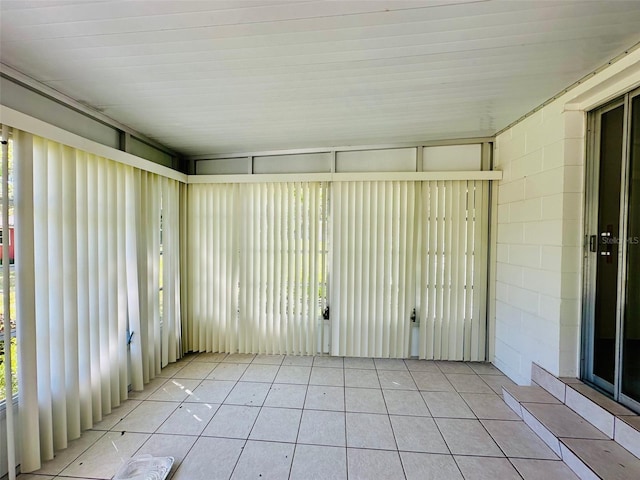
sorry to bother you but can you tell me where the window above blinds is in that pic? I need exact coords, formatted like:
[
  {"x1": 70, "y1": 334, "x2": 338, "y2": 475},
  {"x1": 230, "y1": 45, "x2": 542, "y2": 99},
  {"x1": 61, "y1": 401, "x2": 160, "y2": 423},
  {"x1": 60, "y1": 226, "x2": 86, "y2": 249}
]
[
  {"x1": 192, "y1": 139, "x2": 493, "y2": 179},
  {"x1": 336, "y1": 148, "x2": 416, "y2": 172},
  {"x1": 423, "y1": 144, "x2": 482, "y2": 171}
]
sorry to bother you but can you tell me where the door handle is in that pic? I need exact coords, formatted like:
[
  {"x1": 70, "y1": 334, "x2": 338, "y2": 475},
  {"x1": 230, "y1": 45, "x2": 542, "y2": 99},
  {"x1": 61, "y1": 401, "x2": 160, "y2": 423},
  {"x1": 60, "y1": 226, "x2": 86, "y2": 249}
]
[
  {"x1": 599, "y1": 226, "x2": 615, "y2": 263},
  {"x1": 600, "y1": 232, "x2": 611, "y2": 256}
]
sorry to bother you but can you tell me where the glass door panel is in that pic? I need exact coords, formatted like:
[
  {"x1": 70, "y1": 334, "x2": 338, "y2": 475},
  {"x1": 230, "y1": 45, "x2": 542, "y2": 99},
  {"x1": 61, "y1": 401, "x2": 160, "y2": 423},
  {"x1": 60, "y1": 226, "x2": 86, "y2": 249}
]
[
  {"x1": 621, "y1": 94, "x2": 640, "y2": 404},
  {"x1": 592, "y1": 104, "x2": 624, "y2": 388}
]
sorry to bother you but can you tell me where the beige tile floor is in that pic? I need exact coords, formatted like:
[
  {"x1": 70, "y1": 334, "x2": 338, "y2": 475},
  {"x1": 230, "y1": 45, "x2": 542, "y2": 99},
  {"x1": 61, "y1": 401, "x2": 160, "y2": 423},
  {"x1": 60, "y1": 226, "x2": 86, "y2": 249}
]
[{"x1": 18, "y1": 353, "x2": 579, "y2": 480}]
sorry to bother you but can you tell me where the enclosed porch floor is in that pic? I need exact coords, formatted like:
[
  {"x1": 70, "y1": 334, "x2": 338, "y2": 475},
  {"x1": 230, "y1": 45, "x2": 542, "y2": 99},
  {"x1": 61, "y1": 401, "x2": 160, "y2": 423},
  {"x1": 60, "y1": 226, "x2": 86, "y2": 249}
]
[{"x1": 17, "y1": 354, "x2": 578, "y2": 480}]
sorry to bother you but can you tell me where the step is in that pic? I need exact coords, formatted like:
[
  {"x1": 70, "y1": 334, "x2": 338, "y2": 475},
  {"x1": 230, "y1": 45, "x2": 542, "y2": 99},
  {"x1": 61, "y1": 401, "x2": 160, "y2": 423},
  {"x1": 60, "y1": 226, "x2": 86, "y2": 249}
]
[
  {"x1": 532, "y1": 363, "x2": 640, "y2": 457},
  {"x1": 561, "y1": 438, "x2": 640, "y2": 480},
  {"x1": 501, "y1": 384, "x2": 561, "y2": 418},
  {"x1": 503, "y1": 385, "x2": 640, "y2": 479}
]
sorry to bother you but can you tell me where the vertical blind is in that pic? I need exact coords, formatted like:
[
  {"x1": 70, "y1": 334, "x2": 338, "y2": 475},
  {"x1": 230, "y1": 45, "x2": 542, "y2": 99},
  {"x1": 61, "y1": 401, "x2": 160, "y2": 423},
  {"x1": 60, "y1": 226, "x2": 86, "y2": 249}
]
[
  {"x1": 329, "y1": 181, "x2": 489, "y2": 360},
  {"x1": 13, "y1": 130, "x2": 182, "y2": 472},
  {"x1": 418, "y1": 180, "x2": 488, "y2": 361},
  {"x1": 186, "y1": 182, "x2": 327, "y2": 355},
  {"x1": 5, "y1": 123, "x2": 492, "y2": 476},
  {"x1": 330, "y1": 181, "x2": 417, "y2": 358},
  {"x1": 239, "y1": 183, "x2": 326, "y2": 355},
  {"x1": 186, "y1": 183, "x2": 239, "y2": 353},
  {"x1": 161, "y1": 178, "x2": 183, "y2": 366},
  {"x1": 186, "y1": 179, "x2": 488, "y2": 361}
]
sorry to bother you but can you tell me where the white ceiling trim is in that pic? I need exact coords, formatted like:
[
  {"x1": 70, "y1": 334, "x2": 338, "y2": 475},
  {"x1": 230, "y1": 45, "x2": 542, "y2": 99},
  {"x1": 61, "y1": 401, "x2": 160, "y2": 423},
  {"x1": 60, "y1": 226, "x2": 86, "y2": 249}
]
[{"x1": 187, "y1": 170, "x2": 502, "y2": 184}]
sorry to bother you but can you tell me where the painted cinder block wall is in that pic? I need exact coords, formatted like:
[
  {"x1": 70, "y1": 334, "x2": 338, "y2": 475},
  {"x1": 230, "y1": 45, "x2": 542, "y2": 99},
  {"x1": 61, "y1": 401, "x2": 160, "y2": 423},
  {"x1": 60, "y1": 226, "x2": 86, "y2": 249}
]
[{"x1": 492, "y1": 48, "x2": 640, "y2": 385}]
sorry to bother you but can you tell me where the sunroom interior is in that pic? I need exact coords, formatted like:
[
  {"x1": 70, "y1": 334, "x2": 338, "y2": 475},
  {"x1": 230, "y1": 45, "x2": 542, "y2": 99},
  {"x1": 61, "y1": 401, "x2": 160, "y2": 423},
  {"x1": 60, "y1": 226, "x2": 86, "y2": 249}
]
[{"x1": 1, "y1": 1, "x2": 640, "y2": 479}]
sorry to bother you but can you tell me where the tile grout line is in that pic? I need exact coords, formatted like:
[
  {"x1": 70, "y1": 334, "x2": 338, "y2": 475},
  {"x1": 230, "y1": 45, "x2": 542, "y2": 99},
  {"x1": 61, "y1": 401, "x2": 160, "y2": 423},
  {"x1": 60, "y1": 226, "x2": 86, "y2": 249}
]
[
  {"x1": 343, "y1": 359, "x2": 349, "y2": 480},
  {"x1": 216, "y1": 352, "x2": 258, "y2": 480},
  {"x1": 287, "y1": 357, "x2": 312, "y2": 480},
  {"x1": 383, "y1": 361, "x2": 407, "y2": 480},
  {"x1": 168, "y1": 352, "x2": 233, "y2": 479},
  {"x1": 29, "y1": 356, "x2": 572, "y2": 480},
  {"x1": 150, "y1": 351, "x2": 226, "y2": 479}
]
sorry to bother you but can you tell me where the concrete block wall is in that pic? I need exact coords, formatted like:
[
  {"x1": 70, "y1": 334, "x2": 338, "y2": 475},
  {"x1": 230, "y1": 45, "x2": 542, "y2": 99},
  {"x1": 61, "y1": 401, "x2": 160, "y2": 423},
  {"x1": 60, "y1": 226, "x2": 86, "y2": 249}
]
[
  {"x1": 494, "y1": 108, "x2": 584, "y2": 384},
  {"x1": 492, "y1": 49, "x2": 640, "y2": 385}
]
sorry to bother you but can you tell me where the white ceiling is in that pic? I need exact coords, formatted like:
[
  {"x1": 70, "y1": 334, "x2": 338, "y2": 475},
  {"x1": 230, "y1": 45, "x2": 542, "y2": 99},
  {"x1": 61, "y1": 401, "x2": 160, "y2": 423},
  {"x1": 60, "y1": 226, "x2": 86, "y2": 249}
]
[{"x1": 1, "y1": 0, "x2": 640, "y2": 157}]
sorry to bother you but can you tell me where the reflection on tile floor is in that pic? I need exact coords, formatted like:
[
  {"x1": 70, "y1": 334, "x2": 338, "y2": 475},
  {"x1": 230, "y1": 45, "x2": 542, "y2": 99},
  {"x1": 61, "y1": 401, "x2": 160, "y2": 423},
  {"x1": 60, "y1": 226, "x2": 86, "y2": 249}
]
[{"x1": 18, "y1": 354, "x2": 578, "y2": 480}]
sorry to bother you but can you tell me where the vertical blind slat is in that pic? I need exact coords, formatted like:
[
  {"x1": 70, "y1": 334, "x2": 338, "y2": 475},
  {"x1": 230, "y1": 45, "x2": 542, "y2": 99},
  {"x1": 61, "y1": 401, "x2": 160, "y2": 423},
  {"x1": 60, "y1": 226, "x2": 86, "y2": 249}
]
[
  {"x1": 48, "y1": 143, "x2": 68, "y2": 449},
  {"x1": 116, "y1": 167, "x2": 128, "y2": 398},
  {"x1": 107, "y1": 161, "x2": 119, "y2": 407},
  {"x1": 14, "y1": 130, "x2": 40, "y2": 471},
  {"x1": 62, "y1": 146, "x2": 80, "y2": 438},
  {"x1": 361, "y1": 183, "x2": 371, "y2": 356},
  {"x1": 75, "y1": 152, "x2": 92, "y2": 430},
  {"x1": 33, "y1": 137, "x2": 54, "y2": 459}
]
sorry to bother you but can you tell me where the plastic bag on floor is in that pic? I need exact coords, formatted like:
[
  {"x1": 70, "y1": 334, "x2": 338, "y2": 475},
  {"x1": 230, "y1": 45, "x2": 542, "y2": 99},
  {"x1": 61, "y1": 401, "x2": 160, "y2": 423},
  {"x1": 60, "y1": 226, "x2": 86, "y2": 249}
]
[{"x1": 113, "y1": 454, "x2": 174, "y2": 480}]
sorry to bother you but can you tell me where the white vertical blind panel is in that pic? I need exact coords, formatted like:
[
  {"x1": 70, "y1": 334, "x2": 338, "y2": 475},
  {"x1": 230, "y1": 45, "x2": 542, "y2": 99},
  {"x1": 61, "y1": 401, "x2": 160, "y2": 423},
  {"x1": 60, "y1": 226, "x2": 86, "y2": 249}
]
[
  {"x1": 330, "y1": 181, "x2": 415, "y2": 358},
  {"x1": 187, "y1": 184, "x2": 239, "y2": 353},
  {"x1": 140, "y1": 172, "x2": 157, "y2": 379},
  {"x1": 126, "y1": 166, "x2": 144, "y2": 391},
  {"x1": 15, "y1": 130, "x2": 182, "y2": 473},
  {"x1": 464, "y1": 180, "x2": 475, "y2": 360},
  {"x1": 237, "y1": 183, "x2": 325, "y2": 355},
  {"x1": 161, "y1": 178, "x2": 181, "y2": 367},
  {"x1": 186, "y1": 182, "x2": 325, "y2": 356},
  {"x1": 106, "y1": 161, "x2": 119, "y2": 408},
  {"x1": 116, "y1": 165, "x2": 128, "y2": 397},
  {"x1": 141, "y1": 173, "x2": 152, "y2": 380},
  {"x1": 204, "y1": 185, "x2": 213, "y2": 352},
  {"x1": 14, "y1": 129, "x2": 41, "y2": 472},
  {"x1": 172, "y1": 180, "x2": 182, "y2": 361},
  {"x1": 435, "y1": 181, "x2": 445, "y2": 359},
  {"x1": 151, "y1": 175, "x2": 161, "y2": 377},
  {"x1": 451, "y1": 181, "x2": 463, "y2": 360},
  {"x1": 182, "y1": 182, "x2": 195, "y2": 352},
  {"x1": 97, "y1": 157, "x2": 112, "y2": 414},
  {"x1": 161, "y1": 178, "x2": 169, "y2": 366},
  {"x1": 418, "y1": 180, "x2": 488, "y2": 361},
  {"x1": 61, "y1": 145, "x2": 80, "y2": 439},
  {"x1": 86, "y1": 154, "x2": 102, "y2": 423},
  {"x1": 134, "y1": 171, "x2": 146, "y2": 382},
  {"x1": 180, "y1": 183, "x2": 189, "y2": 353},
  {"x1": 186, "y1": 184, "x2": 198, "y2": 352},
  {"x1": 75, "y1": 151, "x2": 92, "y2": 430},
  {"x1": 471, "y1": 180, "x2": 489, "y2": 361},
  {"x1": 32, "y1": 136, "x2": 54, "y2": 460},
  {"x1": 48, "y1": 142, "x2": 68, "y2": 449}
]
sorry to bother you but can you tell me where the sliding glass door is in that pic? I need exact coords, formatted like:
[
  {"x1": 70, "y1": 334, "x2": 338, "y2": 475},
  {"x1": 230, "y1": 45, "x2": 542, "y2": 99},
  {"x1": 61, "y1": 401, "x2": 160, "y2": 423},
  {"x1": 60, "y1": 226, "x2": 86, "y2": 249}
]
[
  {"x1": 621, "y1": 93, "x2": 640, "y2": 407},
  {"x1": 583, "y1": 88, "x2": 640, "y2": 412}
]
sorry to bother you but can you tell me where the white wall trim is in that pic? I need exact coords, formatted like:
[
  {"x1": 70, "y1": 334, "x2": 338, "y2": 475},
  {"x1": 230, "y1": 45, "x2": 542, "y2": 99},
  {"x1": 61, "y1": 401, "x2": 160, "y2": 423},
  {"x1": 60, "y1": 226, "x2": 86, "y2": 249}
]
[
  {"x1": 0, "y1": 106, "x2": 187, "y2": 183},
  {"x1": 565, "y1": 67, "x2": 640, "y2": 114},
  {"x1": 188, "y1": 170, "x2": 502, "y2": 184}
]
